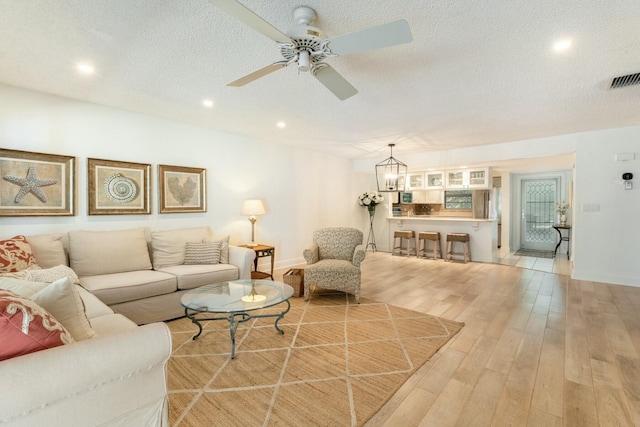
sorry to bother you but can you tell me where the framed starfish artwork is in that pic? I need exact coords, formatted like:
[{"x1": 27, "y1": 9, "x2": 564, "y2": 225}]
[
  {"x1": 158, "y1": 164, "x2": 206, "y2": 213},
  {"x1": 88, "y1": 158, "x2": 151, "y2": 215},
  {"x1": 0, "y1": 148, "x2": 76, "y2": 216}
]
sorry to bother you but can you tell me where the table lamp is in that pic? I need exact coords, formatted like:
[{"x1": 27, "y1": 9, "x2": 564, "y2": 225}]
[{"x1": 241, "y1": 199, "x2": 266, "y2": 247}]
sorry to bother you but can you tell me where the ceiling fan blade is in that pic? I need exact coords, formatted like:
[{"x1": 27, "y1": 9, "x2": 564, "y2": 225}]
[
  {"x1": 208, "y1": 0, "x2": 292, "y2": 43},
  {"x1": 313, "y1": 65, "x2": 358, "y2": 101},
  {"x1": 227, "y1": 62, "x2": 288, "y2": 87},
  {"x1": 326, "y1": 19, "x2": 413, "y2": 56}
]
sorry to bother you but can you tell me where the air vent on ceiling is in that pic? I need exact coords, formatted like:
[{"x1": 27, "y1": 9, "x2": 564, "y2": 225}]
[{"x1": 610, "y1": 72, "x2": 640, "y2": 89}]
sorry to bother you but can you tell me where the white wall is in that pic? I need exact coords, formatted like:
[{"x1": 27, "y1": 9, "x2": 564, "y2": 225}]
[
  {"x1": 572, "y1": 128, "x2": 640, "y2": 286},
  {"x1": 0, "y1": 84, "x2": 361, "y2": 270},
  {"x1": 2, "y1": 84, "x2": 639, "y2": 287}
]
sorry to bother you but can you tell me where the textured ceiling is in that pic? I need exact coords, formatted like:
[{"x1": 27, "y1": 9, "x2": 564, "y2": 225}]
[{"x1": 0, "y1": 0, "x2": 639, "y2": 160}]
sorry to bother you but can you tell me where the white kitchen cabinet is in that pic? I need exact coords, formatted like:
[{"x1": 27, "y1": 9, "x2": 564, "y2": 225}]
[
  {"x1": 445, "y1": 170, "x2": 465, "y2": 188},
  {"x1": 425, "y1": 171, "x2": 445, "y2": 189},
  {"x1": 468, "y1": 168, "x2": 492, "y2": 188},
  {"x1": 445, "y1": 168, "x2": 492, "y2": 189},
  {"x1": 425, "y1": 190, "x2": 444, "y2": 204},
  {"x1": 411, "y1": 190, "x2": 425, "y2": 203},
  {"x1": 406, "y1": 172, "x2": 425, "y2": 190}
]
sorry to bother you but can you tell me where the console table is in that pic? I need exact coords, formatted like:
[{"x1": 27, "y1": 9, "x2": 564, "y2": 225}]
[
  {"x1": 552, "y1": 225, "x2": 571, "y2": 259},
  {"x1": 240, "y1": 244, "x2": 275, "y2": 280}
]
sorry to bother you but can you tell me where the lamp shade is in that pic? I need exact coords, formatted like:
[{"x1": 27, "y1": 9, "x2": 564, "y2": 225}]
[{"x1": 241, "y1": 199, "x2": 266, "y2": 216}]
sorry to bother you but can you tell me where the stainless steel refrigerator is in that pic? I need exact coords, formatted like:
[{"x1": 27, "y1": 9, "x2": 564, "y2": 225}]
[{"x1": 472, "y1": 190, "x2": 491, "y2": 219}]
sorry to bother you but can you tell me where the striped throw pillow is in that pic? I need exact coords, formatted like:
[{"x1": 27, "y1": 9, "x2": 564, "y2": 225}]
[{"x1": 183, "y1": 241, "x2": 221, "y2": 265}]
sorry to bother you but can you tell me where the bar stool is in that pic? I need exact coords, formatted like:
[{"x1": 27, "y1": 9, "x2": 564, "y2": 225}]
[
  {"x1": 445, "y1": 233, "x2": 471, "y2": 263},
  {"x1": 417, "y1": 231, "x2": 442, "y2": 260},
  {"x1": 393, "y1": 230, "x2": 416, "y2": 256}
]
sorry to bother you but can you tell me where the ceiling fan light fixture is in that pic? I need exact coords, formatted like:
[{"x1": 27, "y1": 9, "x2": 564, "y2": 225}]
[
  {"x1": 212, "y1": 1, "x2": 413, "y2": 100},
  {"x1": 298, "y1": 50, "x2": 310, "y2": 72},
  {"x1": 375, "y1": 144, "x2": 408, "y2": 192}
]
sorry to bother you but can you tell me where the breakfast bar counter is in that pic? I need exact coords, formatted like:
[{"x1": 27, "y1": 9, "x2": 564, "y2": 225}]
[{"x1": 386, "y1": 216, "x2": 499, "y2": 262}]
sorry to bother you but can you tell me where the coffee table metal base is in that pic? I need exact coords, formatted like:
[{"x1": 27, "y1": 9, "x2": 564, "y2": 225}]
[{"x1": 184, "y1": 300, "x2": 291, "y2": 359}]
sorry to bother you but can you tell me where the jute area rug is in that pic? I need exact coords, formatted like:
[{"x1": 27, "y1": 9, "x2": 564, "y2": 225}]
[{"x1": 166, "y1": 291, "x2": 463, "y2": 426}]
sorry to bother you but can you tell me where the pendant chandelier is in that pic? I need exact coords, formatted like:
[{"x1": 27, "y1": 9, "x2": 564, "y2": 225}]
[{"x1": 375, "y1": 143, "x2": 407, "y2": 192}]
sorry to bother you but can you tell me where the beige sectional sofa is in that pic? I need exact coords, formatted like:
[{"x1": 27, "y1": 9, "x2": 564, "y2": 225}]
[
  {"x1": 0, "y1": 225, "x2": 257, "y2": 426},
  {"x1": 0, "y1": 282, "x2": 172, "y2": 426},
  {"x1": 34, "y1": 226, "x2": 256, "y2": 324}
]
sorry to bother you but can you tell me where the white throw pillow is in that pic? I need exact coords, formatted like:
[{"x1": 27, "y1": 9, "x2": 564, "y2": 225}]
[
  {"x1": 27, "y1": 264, "x2": 80, "y2": 285},
  {"x1": 31, "y1": 277, "x2": 96, "y2": 341},
  {"x1": 0, "y1": 276, "x2": 49, "y2": 298}
]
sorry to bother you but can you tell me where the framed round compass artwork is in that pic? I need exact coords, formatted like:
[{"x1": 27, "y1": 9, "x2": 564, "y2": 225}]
[{"x1": 87, "y1": 158, "x2": 151, "y2": 215}]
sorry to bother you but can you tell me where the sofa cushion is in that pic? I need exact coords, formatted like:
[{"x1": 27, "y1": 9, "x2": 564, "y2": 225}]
[
  {"x1": 76, "y1": 285, "x2": 114, "y2": 319},
  {"x1": 150, "y1": 227, "x2": 211, "y2": 269},
  {"x1": 26, "y1": 234, "x2": 67, "y2": 269},
  {"x1": 156, "y1": 264, "x2": 239, "y2": 290},
  {"x1": 0, "y1": 290, "x2": 74, "y2": 361},
  {"x1": 0, "y1": 235, "x2": 38, "y2": 273},
  {"x1": 184, "y1": 241, "x2": 221, "y2": 265},
  {"x1": 69, "y1": 228, "x2": 152, "y2": 276},
  {"x1": 31, "y1": 277, "x2": 96, "y2": 341},
  {"x1": 89, "y1": 313, "x2": 137, "y2": 337},
  {"x1": 0, "y1": 276, "x2": 49, "y2": 298},
  {"x1": 79, "y1": 270, "x2": 177, "y2": 305}
]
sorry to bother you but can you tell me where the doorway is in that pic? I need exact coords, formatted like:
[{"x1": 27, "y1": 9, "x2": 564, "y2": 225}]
[{"x1": 520, "y1": 178, "x2": 558, "y2": 251}]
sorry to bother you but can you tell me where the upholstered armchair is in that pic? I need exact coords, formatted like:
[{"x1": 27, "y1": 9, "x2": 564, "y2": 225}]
[{"x1": 302, "y1": 227, "x2": 366, "y2": 303}]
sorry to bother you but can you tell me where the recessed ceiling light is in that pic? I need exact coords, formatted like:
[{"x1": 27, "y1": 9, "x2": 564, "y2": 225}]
[
  {"x1": 277, "y1": 121, "x2": 286, "y2": 129},
  {"x1": 202, "y1": 99, "x2": 214, "y2": 108},
  {"x1": 76, "y1": 63, "x2": 95, "y2": 74},
  {"x1": 553, "y1": 39, "x2": 572, "y2": 52}
]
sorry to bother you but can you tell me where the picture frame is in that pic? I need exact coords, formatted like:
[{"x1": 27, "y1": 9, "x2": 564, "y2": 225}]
[
  {"x1": 158, "y1": 164, "x2": 206, "y2": 213},
  {"x1": 88, "y1": 158, "x2": 151, "y2": 215},
  {"x1": 0, "y1": 148, "x2": 76, "y2": 217}
]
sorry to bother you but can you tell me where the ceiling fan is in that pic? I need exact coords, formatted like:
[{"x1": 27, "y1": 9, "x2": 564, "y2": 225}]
[{"x1": 209, "y1": 0, "x2": 413, "y2": 100}]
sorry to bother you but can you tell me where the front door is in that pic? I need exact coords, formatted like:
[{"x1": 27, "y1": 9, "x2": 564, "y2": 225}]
[{"x1": 520, "y1": 178, "x2": 558, "y2": 250}]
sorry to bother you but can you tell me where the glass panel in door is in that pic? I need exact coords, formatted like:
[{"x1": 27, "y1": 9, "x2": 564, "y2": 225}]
[{"x1": 521, "y1": 178, "x2": 558, "y2": 250}]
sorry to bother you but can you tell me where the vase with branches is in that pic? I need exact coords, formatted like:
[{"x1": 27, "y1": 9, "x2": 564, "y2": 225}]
[{"x1": 556, "y1": 201, "x2": 570, "y2": 224}]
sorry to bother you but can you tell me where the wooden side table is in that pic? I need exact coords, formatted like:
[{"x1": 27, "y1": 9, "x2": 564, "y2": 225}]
[{"x1": 240, "y1": 244, "x2": 275, "y2": 280}]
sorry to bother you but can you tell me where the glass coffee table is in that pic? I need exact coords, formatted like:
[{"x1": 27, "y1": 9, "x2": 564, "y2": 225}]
[{"x1": 180, "y1": 279, "x2": 294, "y2": 359}]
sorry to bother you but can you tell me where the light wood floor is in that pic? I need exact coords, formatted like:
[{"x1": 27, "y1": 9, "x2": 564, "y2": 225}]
[
  {"x1": 273, "y1": 252, "x2": 640, "y2": 426},
  {"x1": 497, "y1": 251, "x2": 572, "y2": 276}
]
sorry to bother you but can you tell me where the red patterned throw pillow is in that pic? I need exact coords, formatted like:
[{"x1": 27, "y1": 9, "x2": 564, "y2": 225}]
[
  {"x1": 0, "y1": 289, "x2": 74, "y2": 361},
  {"x1": 0, "y1": 235, "x2": 38, "y2": 273}
]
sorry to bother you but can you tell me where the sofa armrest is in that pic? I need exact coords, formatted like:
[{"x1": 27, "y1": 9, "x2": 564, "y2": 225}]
[
  {"x1": 228, "y1": 245, "x2": 256, "y2": 280},
  {"x1": 303, "y1": 244, "x2": 319, "y2": 265},
  {"x1": 352, "y1": 244, "x2": 366, "y2": 267},
  {"x1": 0, "y1": 322, "x2": 172, "y2": 427}
]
